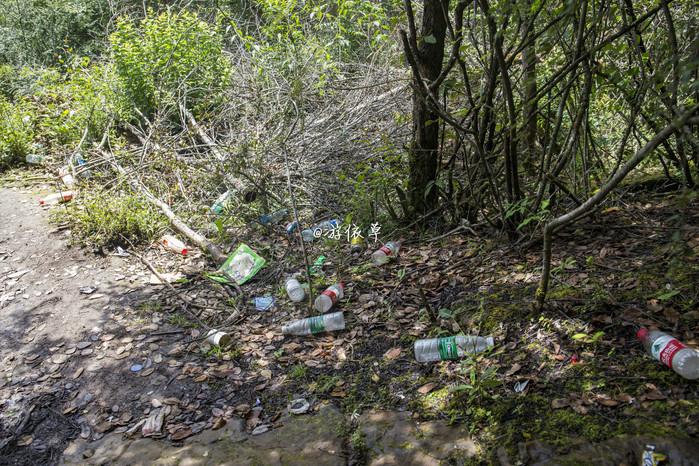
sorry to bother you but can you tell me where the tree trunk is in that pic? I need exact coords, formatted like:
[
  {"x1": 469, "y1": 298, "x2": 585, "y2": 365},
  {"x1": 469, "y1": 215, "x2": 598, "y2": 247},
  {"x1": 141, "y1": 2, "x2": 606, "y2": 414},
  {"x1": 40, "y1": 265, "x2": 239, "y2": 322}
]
[{"x1": 405, "y1": 0, "x2": 450, "y2": 216}]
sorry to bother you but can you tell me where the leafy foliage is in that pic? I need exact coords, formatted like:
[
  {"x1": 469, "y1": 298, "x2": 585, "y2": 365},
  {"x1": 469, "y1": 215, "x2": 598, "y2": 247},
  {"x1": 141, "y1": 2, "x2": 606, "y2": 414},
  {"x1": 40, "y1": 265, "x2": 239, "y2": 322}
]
[{"x1": 110, "y1": 10, "x2": 230, "y2": 118}]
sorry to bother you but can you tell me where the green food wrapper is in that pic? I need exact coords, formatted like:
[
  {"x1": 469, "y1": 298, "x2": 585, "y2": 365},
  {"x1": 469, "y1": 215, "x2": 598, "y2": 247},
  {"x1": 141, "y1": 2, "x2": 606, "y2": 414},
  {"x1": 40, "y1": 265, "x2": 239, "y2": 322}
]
[{"x1": 212, "y1": 243, "x2": 266, "y2": 285}]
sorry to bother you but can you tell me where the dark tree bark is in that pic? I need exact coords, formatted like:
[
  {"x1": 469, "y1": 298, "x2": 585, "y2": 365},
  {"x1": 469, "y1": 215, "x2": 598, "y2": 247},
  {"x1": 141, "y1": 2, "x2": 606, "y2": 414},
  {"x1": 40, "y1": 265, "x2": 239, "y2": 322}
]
[{"x1": 402, "y1": 0, "x2": 450, "y2": 216}]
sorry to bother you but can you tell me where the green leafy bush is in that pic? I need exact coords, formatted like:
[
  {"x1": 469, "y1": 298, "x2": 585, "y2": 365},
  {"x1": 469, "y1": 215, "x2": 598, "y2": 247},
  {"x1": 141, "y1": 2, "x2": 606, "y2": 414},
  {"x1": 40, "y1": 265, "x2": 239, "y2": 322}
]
[
  {"x1": 0, "y1": 97, "x2": 34, "y2": 169},
  {"x1": 56, "y1": 189, "x2": 168, "y2": 248},
  {"x1": 110, "y1": 10, "x2": 231, "y2": 118}
]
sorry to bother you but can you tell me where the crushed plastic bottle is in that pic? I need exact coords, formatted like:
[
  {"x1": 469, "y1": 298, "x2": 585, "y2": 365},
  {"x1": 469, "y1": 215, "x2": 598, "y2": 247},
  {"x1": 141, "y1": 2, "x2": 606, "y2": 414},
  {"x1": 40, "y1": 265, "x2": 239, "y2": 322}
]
[
  {"x1": 26, "y1": 153, "x2": 45, "y2": 164},
  {"x1": 210, "y1": 191, "x2": 231, "y2": 215},
  {"x1": 254, "y1": 296, "x2": 275, "y2": 311},
  {"x1": 637, "y1": 327, "x2": 699, "y2": 380},
  {"x1": 641, "y1": 444, "x2": 667, "y2": 466},
  {"x1": 282, "y1": 312, "x2": 345, "y2": 336},
  {"x1": 301, "y1": 219, "x2": 340, "y2": 242},
  {"x1": 371, "y1": 241, "x2": 401, "y2": 266},
  {"x1": 414, "y1": 335, "x2": 494, "y2": 362},
  {"x1": 286, "y1": 278, "x2": 306, "y2": 302},
  {"x1": 161, "y1": 235, "x2": 187, "y2": 255},
  {"x1": 39, "y1": 191, "x2": 75, "y2": 206},
  {"x1": 314, "y1": 282, "x2": 344, "y2": 313},
  {"x1": 259, "y1": 209, "x2": 288, "y2": 225}
]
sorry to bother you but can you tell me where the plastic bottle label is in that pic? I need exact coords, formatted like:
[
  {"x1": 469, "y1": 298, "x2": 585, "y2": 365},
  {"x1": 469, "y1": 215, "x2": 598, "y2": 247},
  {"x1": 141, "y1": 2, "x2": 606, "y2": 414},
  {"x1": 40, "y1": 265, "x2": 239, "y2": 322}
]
[
  {"x1": 379, "y1": 245, "x2": 392, "y2": 255},
  {"x1": 651, "y1": 335, "x2": 686, "y2": 368},
  {"x1": 309, "y1": 315, "x2": 326, "y2": 334},
  {"x1": 438, "y1": 337, "x2": 460, "y2": 360},
  {"x1": 322, "y1": 288, "x2": 338, "y2": 304}
]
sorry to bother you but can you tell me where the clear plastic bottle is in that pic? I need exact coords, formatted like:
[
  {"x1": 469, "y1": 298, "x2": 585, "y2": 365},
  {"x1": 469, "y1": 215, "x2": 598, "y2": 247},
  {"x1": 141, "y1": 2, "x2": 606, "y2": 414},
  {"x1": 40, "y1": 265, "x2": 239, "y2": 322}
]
[
  {"x1": 26, "y1": 153, "x2": 45, "y2": 164},
  {"x1": 282, "y1": 312, "x2": 345, "y2": 336},
  {"x1": 285, "y1": 221, "x2": 299, "y2": 235},
  {"x1": 210, "y1": 190, "x2": 231, "y2": 215},
  {"x1": 371, "y1": 241, "x2": 401, "y2": 266},
  {"x1": 39, "y1": 191, "x2": 75, "y2": 206},
  {"x1": 637, "y1": 328, "x2": 699, "y2": 380},
  {"x1": 58, "y1": 166, "x2": 75, "y2": 187},
  {"x1": 161, "y1": 235, "x2": 188, "y2": 255},
  {"x1": 301, "y1": 219, "x2": 340, "y2": 242},
  {"x1": 260, "y1": 209, "x2": 288, "y2": 225},
  {"x1": 286, "y1": 278, "x2": 306, "y2": 302},
  {"x1": 314, "y1": 282, "x2": 344, "y2": 313},
  {"x1": 414, "y1": 335, "x2": 494, "y2": 362}
]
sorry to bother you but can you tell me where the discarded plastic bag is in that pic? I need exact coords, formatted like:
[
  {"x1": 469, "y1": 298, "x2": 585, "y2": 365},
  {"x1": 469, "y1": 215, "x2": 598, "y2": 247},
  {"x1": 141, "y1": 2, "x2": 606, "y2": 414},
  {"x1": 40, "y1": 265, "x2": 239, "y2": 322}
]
[{"x1": 208, "y1": 243, "x2": 265, "y2": 285}]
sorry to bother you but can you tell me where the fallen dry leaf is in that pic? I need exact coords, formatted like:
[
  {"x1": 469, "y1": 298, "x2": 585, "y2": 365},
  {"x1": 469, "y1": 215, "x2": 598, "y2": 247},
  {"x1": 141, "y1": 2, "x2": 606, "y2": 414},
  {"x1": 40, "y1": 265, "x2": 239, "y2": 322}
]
[
  {"x1": 417, "y1": 382, "x2": 437, "y2": 395},
  {"x1": 384, "y1": 347, "x2": 401, "y2": 360}
]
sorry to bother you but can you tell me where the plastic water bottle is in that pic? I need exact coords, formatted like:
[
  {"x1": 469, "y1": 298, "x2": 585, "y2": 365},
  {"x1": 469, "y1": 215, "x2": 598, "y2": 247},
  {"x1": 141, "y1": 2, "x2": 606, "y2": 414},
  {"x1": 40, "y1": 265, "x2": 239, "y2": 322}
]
[
  {"x1": 301, "y1": 219, "x2": 340, "y2": 242},
  {"x1": 414, "y1": 335, "x2": 494, "y2": 362},
  {"x1": 161, "y1": 235, "x2": 187, "y2": 255},
  {"x1": 286, "y1": 278, "x2": 306, "y2": 302},
  {"x1": 26, "y1": 153, "x2": 45, "y2": 164},
  {"x1": 282, "y1": 312, "x2": 345, "y2": 336},
  {"x1": 74, "y1": 152, "x2": 91, "y2": 178},
  {"x1": 285, "y1": 221, "x2": 299, "y2": 235},
  {"x1": 637, "y1": 328, "x2": 699, "y2": 380},
  {"x1": 260, "y1": 209, "x2": 288, "y2": 225},
  {"x1": 39, "y1": 191, "x2": 75, "y2": 206},
  {"x1": 58, "y1": 166, "x2": 75, "y2": 187},
  {"x1": 314, "y1": 282, "x2": 344, "y2": 313},
  {"x1": 210, "y1": 191, "x2": 231, "y2": 215},
  {"x1": 371, "y1": 241, "x2": 401, "y2": 266}
]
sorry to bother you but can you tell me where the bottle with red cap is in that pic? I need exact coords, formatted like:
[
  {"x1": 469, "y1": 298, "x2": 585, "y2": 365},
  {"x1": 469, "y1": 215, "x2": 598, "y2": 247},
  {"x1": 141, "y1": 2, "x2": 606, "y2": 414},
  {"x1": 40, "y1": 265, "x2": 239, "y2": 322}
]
[
  {"x1": 637, "y1": 327, "x2": 699, "y2": 380},
  {"x1": 160, "y1": 235, "x2": 188, "y2": 255},
  {"x1": 371, "y1": 241, "x2": 400, "y2": 266},
  {"x1": 314, "y1": 282, "x2": 344, "y2": 313},
  {"x1": 39, "y1": 191, "x2": 75, "y2": 206}
]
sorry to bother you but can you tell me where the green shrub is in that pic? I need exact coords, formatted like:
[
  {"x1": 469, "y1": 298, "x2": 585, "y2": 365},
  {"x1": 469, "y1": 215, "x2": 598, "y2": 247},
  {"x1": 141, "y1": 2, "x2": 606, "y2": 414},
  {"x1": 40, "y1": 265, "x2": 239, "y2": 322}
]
[
  {"x1": 110, "y1": 10, "x2": 231, "y2": 118},
  {"x1": 56, "y1": 189, "x2": 168, "y2": 248},
  {"x1": 0, "y1": 97, "x2": 34, "y2": 169}
]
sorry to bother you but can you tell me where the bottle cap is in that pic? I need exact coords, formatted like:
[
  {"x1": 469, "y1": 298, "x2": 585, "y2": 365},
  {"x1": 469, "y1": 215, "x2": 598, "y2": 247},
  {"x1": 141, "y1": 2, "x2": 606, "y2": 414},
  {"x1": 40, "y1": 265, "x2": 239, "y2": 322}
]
[{"x1": 636, "y1": 327, "x2": 649, "y2": 340}]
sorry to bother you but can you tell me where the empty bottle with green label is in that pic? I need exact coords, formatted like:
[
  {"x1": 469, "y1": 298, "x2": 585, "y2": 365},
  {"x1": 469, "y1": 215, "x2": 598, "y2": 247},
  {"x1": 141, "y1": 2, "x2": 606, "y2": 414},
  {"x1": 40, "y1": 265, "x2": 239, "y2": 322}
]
[
  {"x1": 637, "y1": 327, "x2": 699, "y2": 380},
  {"x1": 414, "y1": 335, "x2": 494, "y2": 362},
  {"x1": 211, "y1": 191, "x2": 231, "y2": 215},
  {"x1": 282, "y1": 312, "x2": 345, "y2": 336}
]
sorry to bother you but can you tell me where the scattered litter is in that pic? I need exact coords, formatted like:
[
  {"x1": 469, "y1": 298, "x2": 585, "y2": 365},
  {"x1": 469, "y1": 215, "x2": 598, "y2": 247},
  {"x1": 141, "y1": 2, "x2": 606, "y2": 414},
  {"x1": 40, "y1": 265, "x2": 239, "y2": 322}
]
[
  {"x1": 39, "y1": 191, "x2": 74, "y2": 206},
  {"x1": 638, "y1": 327, "x2": 699, "y2": 380},
  {"x1": 288, "y1": 398, "x2": 310, "y2": 415},
  {"x1": 314, "y1": 282, "x2": 343, "y2": 313},
  {"x1": 414, "y1": 335, "x2": 494, "y2": 362},
  {"x1": 130, "y1": 363, "x2": 143, "y2": 373},
  {"x1": 210, "y1": 190, "x2": 232, "y2": 215},
  {"x1": 210, "y1": 243, "x2": 265, "y2": 285},
  {"x1": 642, "y1": 444, "x2": 667, "y2": 465},
  {"x1": 254, "y1": 296, "x2": 275, "y2": 311},
  {"x1": 309, "y1": 255, "x2": 326, "y2": 275},
  {"x1": 79, "y1": 286, "x2": 96, "y2": 295},
  {"x1": 259, "y1": 209, "x2": 288, "y2": 225},
  {"x1": 160, "y1": 235, "x2": 187, "y2": 255},
  {"x1": 350, "y1": 236, "x2": 364, "y2": 253},
  {"x1": 514, "y1": 380, "x2": 529, "y2": 393},
  {"x1": 112, "y1": 246, "x2": 130, "y2": 257},
  {"x1": 285, "y1": 278, "x2": 306, "y2": 302},
  {"x1": 282, "y1": 312, "x2": 345, "y2": 336},
  {"x1": 206, "y1": 329, "x2": 231, "y2": 347},
  {"x1": 285, "y1": 220, "x2": 299, "y2": 234},
  {"x1": 372, "y1": 241, "x2": 401, "y2": 266}
]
